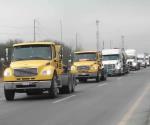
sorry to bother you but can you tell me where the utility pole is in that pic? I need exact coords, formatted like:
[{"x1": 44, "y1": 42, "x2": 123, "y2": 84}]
[
  {"x1": 60, "y1": 20, "x2": 63, "y2": 43},
  {"x1": 96, "y1": 20, "x2": 100, "y2": 51},
  {"x1": 110, "y1": 40, "x2": 112, "y2": 49},
  {"x1": 121, "y1": 35, "x2": 125, "y2": 49},
  {"x1": 76, "y1": 32, "x2": 78, "y2": 51},
  {"x1": 102, "y1": 40, "x2": 104, "y2": 49},
  {"x1": 34, "y1": 19, "x2": 36, "y2": 41}
]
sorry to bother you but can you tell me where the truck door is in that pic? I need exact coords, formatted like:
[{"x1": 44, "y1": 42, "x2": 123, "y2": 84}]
[{"x1": 55, "y1": 45, "x2": 63, "y2": 75}]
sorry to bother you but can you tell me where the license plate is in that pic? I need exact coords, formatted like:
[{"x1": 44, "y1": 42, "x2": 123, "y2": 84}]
[
  {"x1": 80, "y1": 73, "x2": 87, "y2": 75},
  {"x1": 22, "y1": 82, "x2": 30, "y2": 85}
]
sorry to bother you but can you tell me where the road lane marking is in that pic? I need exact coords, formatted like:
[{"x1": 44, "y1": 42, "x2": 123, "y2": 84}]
[
  {"x1": 97, "y1": 83, "x2": 108, "y2": 87},
  {"x1": 52, "y1": 95, "x2": 76, "y2": 104},
  {"x1": 117, "y1": 83, "x2": 150, "y2": 125},
  {"x1": 117, "y1": 77, "x2": 122, "y2": 80}
]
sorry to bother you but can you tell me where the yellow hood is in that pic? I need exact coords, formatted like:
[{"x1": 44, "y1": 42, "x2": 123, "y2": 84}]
[
  {"x1": 73, "y1": 61, "x2": 97, "y2": 66},
  {"x1": 10, "y1": 60, "x2": 50, "y2": 69}
]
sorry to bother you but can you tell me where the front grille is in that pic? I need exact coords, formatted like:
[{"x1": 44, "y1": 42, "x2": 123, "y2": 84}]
[
  {"x1": 77, "y1": 66, "x2": 90, "y2": 71},
  {"x1": 16, "y1": 84, "x2": 36, "y2": 88},
  {"x1": 104, "y1": 64, "x2": 115, "y2": 70},
  {"x1": 128, "y1": 62, "x2": 132, "y2": 66},
  {"x1": 14, "y1": 68, "x2": 38, "y2": 77}
]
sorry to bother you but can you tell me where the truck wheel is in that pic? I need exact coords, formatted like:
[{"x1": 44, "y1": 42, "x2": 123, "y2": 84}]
[
  {"x1": 79, "y1": 78, "x2": 87, "y2": 83},
  {"x1": 96, "y1": 71, "x2": 100, "y2": 82},
  {"x1": 62, "y1": 84, "x2": 72, "y2": 94},
  {"x1": 48, "y1": 75, "x2": 58, "y2": 98},
  {"x1": 71, "y1": 75, "x2": 76, "y2": 92},
  {"x1": 4, "y1": 89, "x2": 15, "y2": 101}
]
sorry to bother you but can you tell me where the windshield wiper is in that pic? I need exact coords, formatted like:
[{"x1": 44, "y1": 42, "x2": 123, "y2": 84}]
[
  {"x1": 13, "y1": 58, "x2": 27, "y2": 61},
  {"x1": 29, "y1": 57, "x2": 49, "y2": 60}
]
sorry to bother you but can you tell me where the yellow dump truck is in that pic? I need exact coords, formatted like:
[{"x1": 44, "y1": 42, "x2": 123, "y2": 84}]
[
  {"x1": 70, "y1": 51, "x2": 107, "y2": 82},
  {"x1": 3, "y1": 42, "x2": 76, "y2": 101}
]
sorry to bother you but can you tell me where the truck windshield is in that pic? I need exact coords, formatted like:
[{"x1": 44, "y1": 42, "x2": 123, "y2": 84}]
[
  {"x1": 128, "y1": 56, "x2": 135, "y2": 59},
  {"x1": 137, "y1": 58, "x2": 144, "y2": 60},
  {"x1": 74, "y1": 53, "x2": 97, "y2": 61},
  {"x1": 103, "y1": 54, "x2": 119, "y2": 61},
  {"x1": 12, "y1": 45, "x2": 52, "y2": 61}
]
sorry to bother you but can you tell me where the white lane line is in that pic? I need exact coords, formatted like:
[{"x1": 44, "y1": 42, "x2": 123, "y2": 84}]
[
  {"x1": 0, "y1": 97, "x2": 5, "y2": 101},
  {"x1": 97, "y1": 83, "x2": 108, "y2": 87},
  {"x1": 117, "y1": 83, "x2": 150, "y2": 125},
  {"x1": 117, "y1": 77, "x2": 122, "y2": 80},
  {"x1": 52, "y1": 95, "x2": 76, "y2": 104}
]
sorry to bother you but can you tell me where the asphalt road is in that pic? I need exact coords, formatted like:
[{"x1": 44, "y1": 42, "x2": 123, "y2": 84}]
[{"x1": 0, "y1": 68, "x2": 150, "y2": 125}]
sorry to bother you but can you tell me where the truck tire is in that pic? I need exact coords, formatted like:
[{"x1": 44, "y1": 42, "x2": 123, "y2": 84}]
[
  {"x1": 48, "y1": 74, "x2": 58, "y2": 98},
  {"x1": 96, "y1": 71, "x2": 100, "y2": 82},
  {"x1": 100, "y1": 68, "x2": 107, "y2": 81},
  {"x1": 61, "y1": 75, "x2": 76, "y2": 94},
  {"x1": 4, "y1": 89, "x2": 15, "y2": 101},
  {"x1": 71, "y1": 75, "x2": 76, "y2": 92},
  {"x1": 79, "y1": 78, "x2": 87, "y2": 83}
]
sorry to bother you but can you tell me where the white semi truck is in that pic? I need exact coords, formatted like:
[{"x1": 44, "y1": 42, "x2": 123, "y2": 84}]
[
  {"x1": 102, "y1": 49, "x2": 129, "y2": 76},
  {"x1": 137, "y1": 54, "x2": 147, "y2": 68},
  {"x1": 125, "y1": 49, "x2": 140, "y2": 70}
]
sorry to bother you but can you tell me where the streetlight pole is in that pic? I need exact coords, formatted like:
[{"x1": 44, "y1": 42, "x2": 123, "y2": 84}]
[
  {"x1": 60, "y1": 20, "x2": 63, "y2": 43},
  {"x1": 96, "y1": 20, "x2": 100, "y2": 51},
  {"x1": 103, "y1": 40, "x2": 104, "y2": 49},
  {"x1": 121, "y1": 35, "x2": 125, "y2": 49},
  {"x1": 76, "y1": 32, "x2": 78, "y2": 51},
  {"x1": 34, "y1": 19, "x2": 36, "y2": 41}
]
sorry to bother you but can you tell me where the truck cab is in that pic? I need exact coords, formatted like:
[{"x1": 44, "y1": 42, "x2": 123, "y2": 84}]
[
  {"x1": 125, "y1": 49, "x2": 140, "y2": 70},
  {"x1": 3, "y1": 42, "x2": 76, "y2": 101},
  {"x1": 70, "y1": 51, "x2": 107, "y2": 83},
  {"x1": 102, "y1": 49, "x2": 129, "y2": 76},
  {"x1": 137, "y1": 54, "x2": 147, "y2": 68}
]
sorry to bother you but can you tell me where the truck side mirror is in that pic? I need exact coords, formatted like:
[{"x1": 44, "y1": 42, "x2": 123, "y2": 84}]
[{"x1": 1, "y1": 58, "x2": 5, "y2": 63}]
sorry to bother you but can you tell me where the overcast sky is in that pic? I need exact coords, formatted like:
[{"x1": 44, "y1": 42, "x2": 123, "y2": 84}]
[{"x1": 0, "y1": 0, "x2": 150, "y2": 53}]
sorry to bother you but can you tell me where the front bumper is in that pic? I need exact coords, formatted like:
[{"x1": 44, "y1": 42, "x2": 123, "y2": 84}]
[
  {"x1": 107, "y1": 69, "x2": 121, "y2": 75},
  {"x1": 4, "y1": 80, "x2": 51, "y2": 90},
  {"x1": 75, "y1": 72, "x2": 97, "y2": 79}
]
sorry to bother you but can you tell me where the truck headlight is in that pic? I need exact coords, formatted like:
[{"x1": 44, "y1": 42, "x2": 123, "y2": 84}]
[
  {"x1": 42, "y1": 70, "x2": 52, "y2": 76},
  {"x1": 71, "y1": 66, "x2": 76, "y2": 71},
  {"x1": 91, "y1": 66, "x2": 98, "y2": 70},
  {"x1": 4, "y1": 69, "x2": 12, "y2": 77},
  {"x1": 132, "y1": 62, "x2": 137, "y2": 66},
  {"x1": 116, "y1": 63, "x2": 121, "y2": 70}
]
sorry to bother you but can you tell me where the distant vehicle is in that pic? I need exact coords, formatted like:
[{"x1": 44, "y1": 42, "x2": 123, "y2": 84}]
[
  {"x1": 145, "y1": 55, "x2": 150, "y2": 66},
  {"x1": 125, "y1": 49, "x2": 140, "y2": 70},
  {"x1": 71, "y1": 51, "x2": 107, "y2": 83},
  {"x1": 137, "y1": 54, "x2": 147, "y2": 68},
  {"x1": 102, "y1": 48, "x2": 129, "y2": 76}
]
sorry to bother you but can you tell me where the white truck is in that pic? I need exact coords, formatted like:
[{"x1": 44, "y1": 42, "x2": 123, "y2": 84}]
[
  {"x1": 102, "y1": 49, "x2": 129, "y2": 76},
  {"x1": 145, "y1": 55, "x2": 150, "y2": 66},
  {"x1": 125, "y1": 49, "x2": 140, "y2": 70},
  {"x1": 137, "y1": 54, "x2": 147, "y2": 68}
]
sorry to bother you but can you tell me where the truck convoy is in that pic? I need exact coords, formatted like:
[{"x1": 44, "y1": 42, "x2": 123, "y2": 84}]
[
  {"x1": 137, "y1": 54, "x2": 147, "y2": 68},
  {"x1": 125, "y1": 49, "x2": 140, "y2": 70},
  {"x1": 102, "y1": 48, "x2": 129, "y2": 76},
  {"x1": 3, "y1": 42, "x2": 76, "y2": 101},
  {"x1": 70, "y1": 51, "x2": 107, "y2": 83}
]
